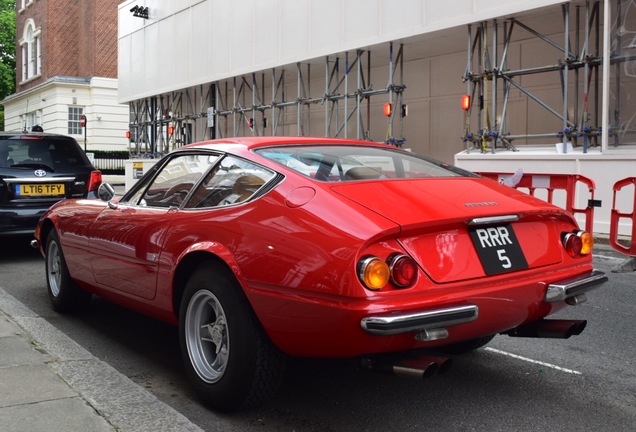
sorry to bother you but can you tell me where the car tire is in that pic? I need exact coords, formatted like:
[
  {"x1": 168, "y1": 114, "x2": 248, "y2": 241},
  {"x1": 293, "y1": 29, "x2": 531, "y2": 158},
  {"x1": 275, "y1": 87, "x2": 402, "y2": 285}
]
[
  {"x1": 179, "y1": 262, "x2": 286, "y2": 412},
  {"x1": 437, "y1": 334, "x2": 496, "y2": 355},
  {"x1": 45, "y1": 230, "x2": 91, "y2": 313}
]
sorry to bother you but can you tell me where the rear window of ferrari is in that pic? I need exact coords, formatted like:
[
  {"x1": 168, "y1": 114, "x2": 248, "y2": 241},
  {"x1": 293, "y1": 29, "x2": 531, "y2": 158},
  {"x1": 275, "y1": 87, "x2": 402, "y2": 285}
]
[{"x1": 255, "y1": 145, "x2": 474, "y2": 181}]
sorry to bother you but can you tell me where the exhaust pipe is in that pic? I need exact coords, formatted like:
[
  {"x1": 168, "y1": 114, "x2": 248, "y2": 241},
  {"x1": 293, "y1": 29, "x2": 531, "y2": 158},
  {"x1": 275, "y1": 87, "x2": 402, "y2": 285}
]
[
  {"x1": 360, "y1": 354, "x2": 452, "y2": 379},
  {"x1": 505, "y1": 319, "x2": 587, "y2": 339}
]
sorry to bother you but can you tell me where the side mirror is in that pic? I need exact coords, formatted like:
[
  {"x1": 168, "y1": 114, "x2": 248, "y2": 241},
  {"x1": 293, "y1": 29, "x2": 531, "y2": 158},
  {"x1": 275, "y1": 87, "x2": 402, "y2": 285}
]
[{"x1": 98, "y1": 183, "x2": 116, "y2": 201}]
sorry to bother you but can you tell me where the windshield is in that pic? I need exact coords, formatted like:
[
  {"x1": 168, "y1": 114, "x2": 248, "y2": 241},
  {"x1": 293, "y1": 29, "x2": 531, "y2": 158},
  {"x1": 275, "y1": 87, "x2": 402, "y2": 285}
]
[{"x1": 255, "y1": 145, "x2": 474, "y2": 182}]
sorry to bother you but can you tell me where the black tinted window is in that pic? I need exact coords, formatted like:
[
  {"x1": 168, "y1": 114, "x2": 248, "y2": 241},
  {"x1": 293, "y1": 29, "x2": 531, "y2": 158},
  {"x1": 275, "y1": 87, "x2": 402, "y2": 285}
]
[{"x1": 0, "y1": 136, "x2": 91, "y2": 169}]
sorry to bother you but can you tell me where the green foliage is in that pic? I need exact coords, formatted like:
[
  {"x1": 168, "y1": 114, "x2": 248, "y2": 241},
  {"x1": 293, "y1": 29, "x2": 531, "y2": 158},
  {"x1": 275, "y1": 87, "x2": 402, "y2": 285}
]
[{"x1": 0, "y1": 0, "x2": 16, "y2": 130}]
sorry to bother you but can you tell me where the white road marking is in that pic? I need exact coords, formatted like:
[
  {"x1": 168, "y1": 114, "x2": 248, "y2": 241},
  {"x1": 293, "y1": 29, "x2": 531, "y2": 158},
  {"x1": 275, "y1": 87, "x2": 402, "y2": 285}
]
[
  {"x1": 485, "y1": 347, "x2": 582, "y2": 375},
  {"x1": 594, "y1": 253, "x2": 623, "y2": 261}
]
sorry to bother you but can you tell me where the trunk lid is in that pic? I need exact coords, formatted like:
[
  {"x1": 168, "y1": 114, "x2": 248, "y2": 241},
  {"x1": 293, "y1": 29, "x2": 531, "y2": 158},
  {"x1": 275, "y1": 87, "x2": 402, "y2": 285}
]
[{"x1": 331, "y1": 178, "x2": 570, "y2": 283}]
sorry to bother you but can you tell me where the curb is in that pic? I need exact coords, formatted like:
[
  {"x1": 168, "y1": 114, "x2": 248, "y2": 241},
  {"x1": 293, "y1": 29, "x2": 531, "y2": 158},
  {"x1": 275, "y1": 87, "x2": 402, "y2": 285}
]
[{"x1": 0, "y1": 287, "x2": 203, "y2": 432}]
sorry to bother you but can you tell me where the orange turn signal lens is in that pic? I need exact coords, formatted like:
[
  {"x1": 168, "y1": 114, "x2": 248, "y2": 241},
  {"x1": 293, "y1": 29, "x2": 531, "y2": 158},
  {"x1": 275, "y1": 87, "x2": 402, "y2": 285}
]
[
  {"x1": 358, "y1": 256, "x2": 390, "y2": 290},
  {"x1": 577, "y1": 231, "x2": 594, "y2": 255}
]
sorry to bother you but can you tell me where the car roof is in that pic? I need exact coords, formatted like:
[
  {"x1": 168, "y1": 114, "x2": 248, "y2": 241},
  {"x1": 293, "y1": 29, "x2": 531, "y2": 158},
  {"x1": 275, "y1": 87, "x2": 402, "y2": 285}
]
[
  {"x1": 0, "y1": 131, "x2": 77, "y2": 140},
  {"x1": 180, "y1": 136, "x2": 391, "y2": 153}
]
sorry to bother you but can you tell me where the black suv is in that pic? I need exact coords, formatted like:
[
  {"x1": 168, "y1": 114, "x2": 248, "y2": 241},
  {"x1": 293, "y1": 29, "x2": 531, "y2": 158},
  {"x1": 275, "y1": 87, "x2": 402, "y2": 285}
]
[{"x1": 0, "y1": 132, "x2": 102, "y2": 236}]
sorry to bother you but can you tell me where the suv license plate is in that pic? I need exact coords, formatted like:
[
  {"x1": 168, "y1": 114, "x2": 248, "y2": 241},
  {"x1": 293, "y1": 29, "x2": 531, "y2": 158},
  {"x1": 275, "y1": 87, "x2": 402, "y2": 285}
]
[
  {"x1": 469, "y1": 224, "x2": 528, "y2": 275},
  {"x1": 16, "y1": 184, "x2": 65, "y2": 197}
]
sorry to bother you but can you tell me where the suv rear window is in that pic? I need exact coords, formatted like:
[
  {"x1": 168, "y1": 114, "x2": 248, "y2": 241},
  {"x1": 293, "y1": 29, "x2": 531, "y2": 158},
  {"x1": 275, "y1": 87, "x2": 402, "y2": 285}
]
[{"x1": 0, "y1": 135, "x2": 92, "y2": 170}]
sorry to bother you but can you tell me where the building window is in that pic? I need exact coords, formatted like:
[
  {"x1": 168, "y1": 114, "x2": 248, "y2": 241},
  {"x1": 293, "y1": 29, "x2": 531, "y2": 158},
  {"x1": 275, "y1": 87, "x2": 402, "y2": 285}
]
[
  {"x1": 27, "y1": 27, "x2": 34, "y2": 77},
  {"x1": 21, "y1": 111, "x2": 41, "y2": 132},
  {"x1": 27, "y1": 112, "x2": 37, "y2": 130},
  {"x1": 36, "y1": 37, "x2": 41, "y2": 75},
  {"x1": 21, "y1": 46, "x2": 26, "y2": 81},
  {"x1": 19, "y1": 19, "x2": 41, "y2": 82},
  {"x1": 68, "y1": 107, "x2": 85, "y2": 135}
]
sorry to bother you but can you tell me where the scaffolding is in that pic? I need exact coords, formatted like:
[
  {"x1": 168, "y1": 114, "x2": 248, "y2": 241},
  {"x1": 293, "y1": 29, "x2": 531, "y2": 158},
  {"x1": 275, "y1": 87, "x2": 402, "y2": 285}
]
[
  {"x1": 128, "y1": 43, "x2": 407, "y2": 156},
  {"x1": 128, "y1": 84, "x2": 215, "y2": 156},
  {"x1": 462, "y1": 0, "x2": 603, "y2": 154},
  {"x1": 609, "y1": 0, "x2": 636, "y2": 148}
]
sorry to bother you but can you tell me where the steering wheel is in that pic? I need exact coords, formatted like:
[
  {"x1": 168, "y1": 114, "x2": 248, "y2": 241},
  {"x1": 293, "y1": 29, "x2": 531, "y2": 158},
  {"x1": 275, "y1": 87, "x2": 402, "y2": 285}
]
[{"x1": 162, "y1": 183, "x2": 193, "y2": 206}]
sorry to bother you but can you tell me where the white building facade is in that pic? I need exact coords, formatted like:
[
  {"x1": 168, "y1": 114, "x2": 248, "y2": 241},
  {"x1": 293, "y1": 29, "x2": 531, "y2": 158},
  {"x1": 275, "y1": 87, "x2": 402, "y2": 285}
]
[{"x1": 3, "y1": 77, "x2": 129, "y2": 152}]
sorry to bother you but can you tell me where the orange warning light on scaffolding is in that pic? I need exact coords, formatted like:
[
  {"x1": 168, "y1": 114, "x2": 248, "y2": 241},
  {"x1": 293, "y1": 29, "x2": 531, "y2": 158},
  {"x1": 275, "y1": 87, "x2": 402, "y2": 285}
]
[
  {"x1": 461, "y1": 95, "x2": 471, "y2": 111},
  {"x1": 168, "y1": 125, "x2": 174, "y2": 135},
  {"x1": 383, "y1": 103, "x2": 393, "y2": 117}
]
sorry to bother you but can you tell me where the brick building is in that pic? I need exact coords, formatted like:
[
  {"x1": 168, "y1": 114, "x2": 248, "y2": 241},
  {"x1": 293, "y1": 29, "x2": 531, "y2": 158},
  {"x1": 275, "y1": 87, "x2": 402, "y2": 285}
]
[{"x1": 2, "y1": 0, "x2": 128, "y2": 151}]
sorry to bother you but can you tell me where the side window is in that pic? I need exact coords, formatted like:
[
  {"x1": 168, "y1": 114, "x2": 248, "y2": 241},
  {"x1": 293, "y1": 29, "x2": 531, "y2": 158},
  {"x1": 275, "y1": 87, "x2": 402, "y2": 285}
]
[
  {"x1": 127, "y1": 154, "x2": 220, "y2": 208},
  {"x1": 185, "y1": 156, "x2": 275, "y2": 209}
]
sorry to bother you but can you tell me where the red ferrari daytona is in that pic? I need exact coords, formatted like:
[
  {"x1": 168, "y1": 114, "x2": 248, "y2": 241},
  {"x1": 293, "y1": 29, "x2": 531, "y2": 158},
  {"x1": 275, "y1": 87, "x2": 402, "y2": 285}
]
[{"x1": 32, "y1": 137, "x2": 607, "y2": 411}]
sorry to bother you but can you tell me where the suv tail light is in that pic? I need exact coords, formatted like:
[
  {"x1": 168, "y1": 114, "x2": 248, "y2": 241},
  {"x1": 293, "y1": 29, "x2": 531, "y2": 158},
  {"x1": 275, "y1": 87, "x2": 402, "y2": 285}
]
[{"x1": 87, "y1": 170, "x2": 103, "y2": 194}]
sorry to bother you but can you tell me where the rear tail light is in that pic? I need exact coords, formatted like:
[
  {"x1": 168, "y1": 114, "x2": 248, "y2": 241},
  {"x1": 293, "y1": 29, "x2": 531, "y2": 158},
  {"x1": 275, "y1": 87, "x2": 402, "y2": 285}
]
[
  {"x1": 358, "y1": 254, "x2": 419, "y2": 291},
  {"x1": 87, "y1": 170, "x2": 103, "y2": 194},
  {"x1": 562, "y1": 230, "x2": 593, "y2": 258},
  {"x1": 387, "y1": 254, "x2": 418, "y2": 288}
]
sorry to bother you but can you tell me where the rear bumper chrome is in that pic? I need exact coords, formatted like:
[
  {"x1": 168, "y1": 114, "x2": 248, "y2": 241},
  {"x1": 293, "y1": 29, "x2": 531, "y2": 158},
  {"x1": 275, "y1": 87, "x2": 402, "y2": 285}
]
[
  {"x1": 361, "y1": 304, "x2": 478, "y2": 336},
  {"x1": 360, "y1": 270, "x2": 606, "y2": 336},
  {"x1": 544, "y1": 269, "x2": 608, "y2": 303}
]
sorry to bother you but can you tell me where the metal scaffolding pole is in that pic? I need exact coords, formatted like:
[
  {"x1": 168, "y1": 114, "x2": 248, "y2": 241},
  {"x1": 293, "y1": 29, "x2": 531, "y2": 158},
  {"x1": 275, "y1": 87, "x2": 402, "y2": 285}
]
[
  {"x1": 326, "y1": 56, "x2": 340, "y2": 137},
  {"x1": 462, "y1": 1, "x2": 602, "y2": 153}
]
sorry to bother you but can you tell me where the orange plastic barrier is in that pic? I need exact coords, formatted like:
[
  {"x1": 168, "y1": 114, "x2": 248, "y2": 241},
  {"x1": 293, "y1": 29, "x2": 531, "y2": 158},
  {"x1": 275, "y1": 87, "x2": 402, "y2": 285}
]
[
  {"x1": 610, "y1": 177, "x2": 636, "y2": 256},
  {"x1": 477, "y1": 172, "x2": 597, "y2": 233}
]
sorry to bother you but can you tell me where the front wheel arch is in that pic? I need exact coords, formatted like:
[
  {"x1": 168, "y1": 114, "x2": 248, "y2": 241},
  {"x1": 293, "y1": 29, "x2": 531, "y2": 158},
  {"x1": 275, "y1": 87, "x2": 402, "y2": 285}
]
[{"x1": 172, "y1": 251, "x2": 236, "y2": 319}]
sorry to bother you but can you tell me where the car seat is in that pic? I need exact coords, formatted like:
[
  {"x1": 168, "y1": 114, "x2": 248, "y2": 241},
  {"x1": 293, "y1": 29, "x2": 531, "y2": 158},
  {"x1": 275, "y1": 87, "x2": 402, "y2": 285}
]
[
  {"x1": 220, "y1": 174, "x2": 265, "y2": 205},
  {"x1": 0, "y1": 148, "x2": 13, "y2": 167},
  {"x1": 344, "y1": 166, "x2": 383, "y2": 180},
  {"x1": 27, "y1": 144, "x2": 53, "y2": 167}
]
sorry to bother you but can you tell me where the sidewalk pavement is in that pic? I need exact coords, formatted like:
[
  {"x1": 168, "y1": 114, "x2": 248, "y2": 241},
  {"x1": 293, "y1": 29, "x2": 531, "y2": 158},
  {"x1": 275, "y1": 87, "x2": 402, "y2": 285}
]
[{"x1": 0, "y1": 287, "x2": 204, "y2": 432}]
